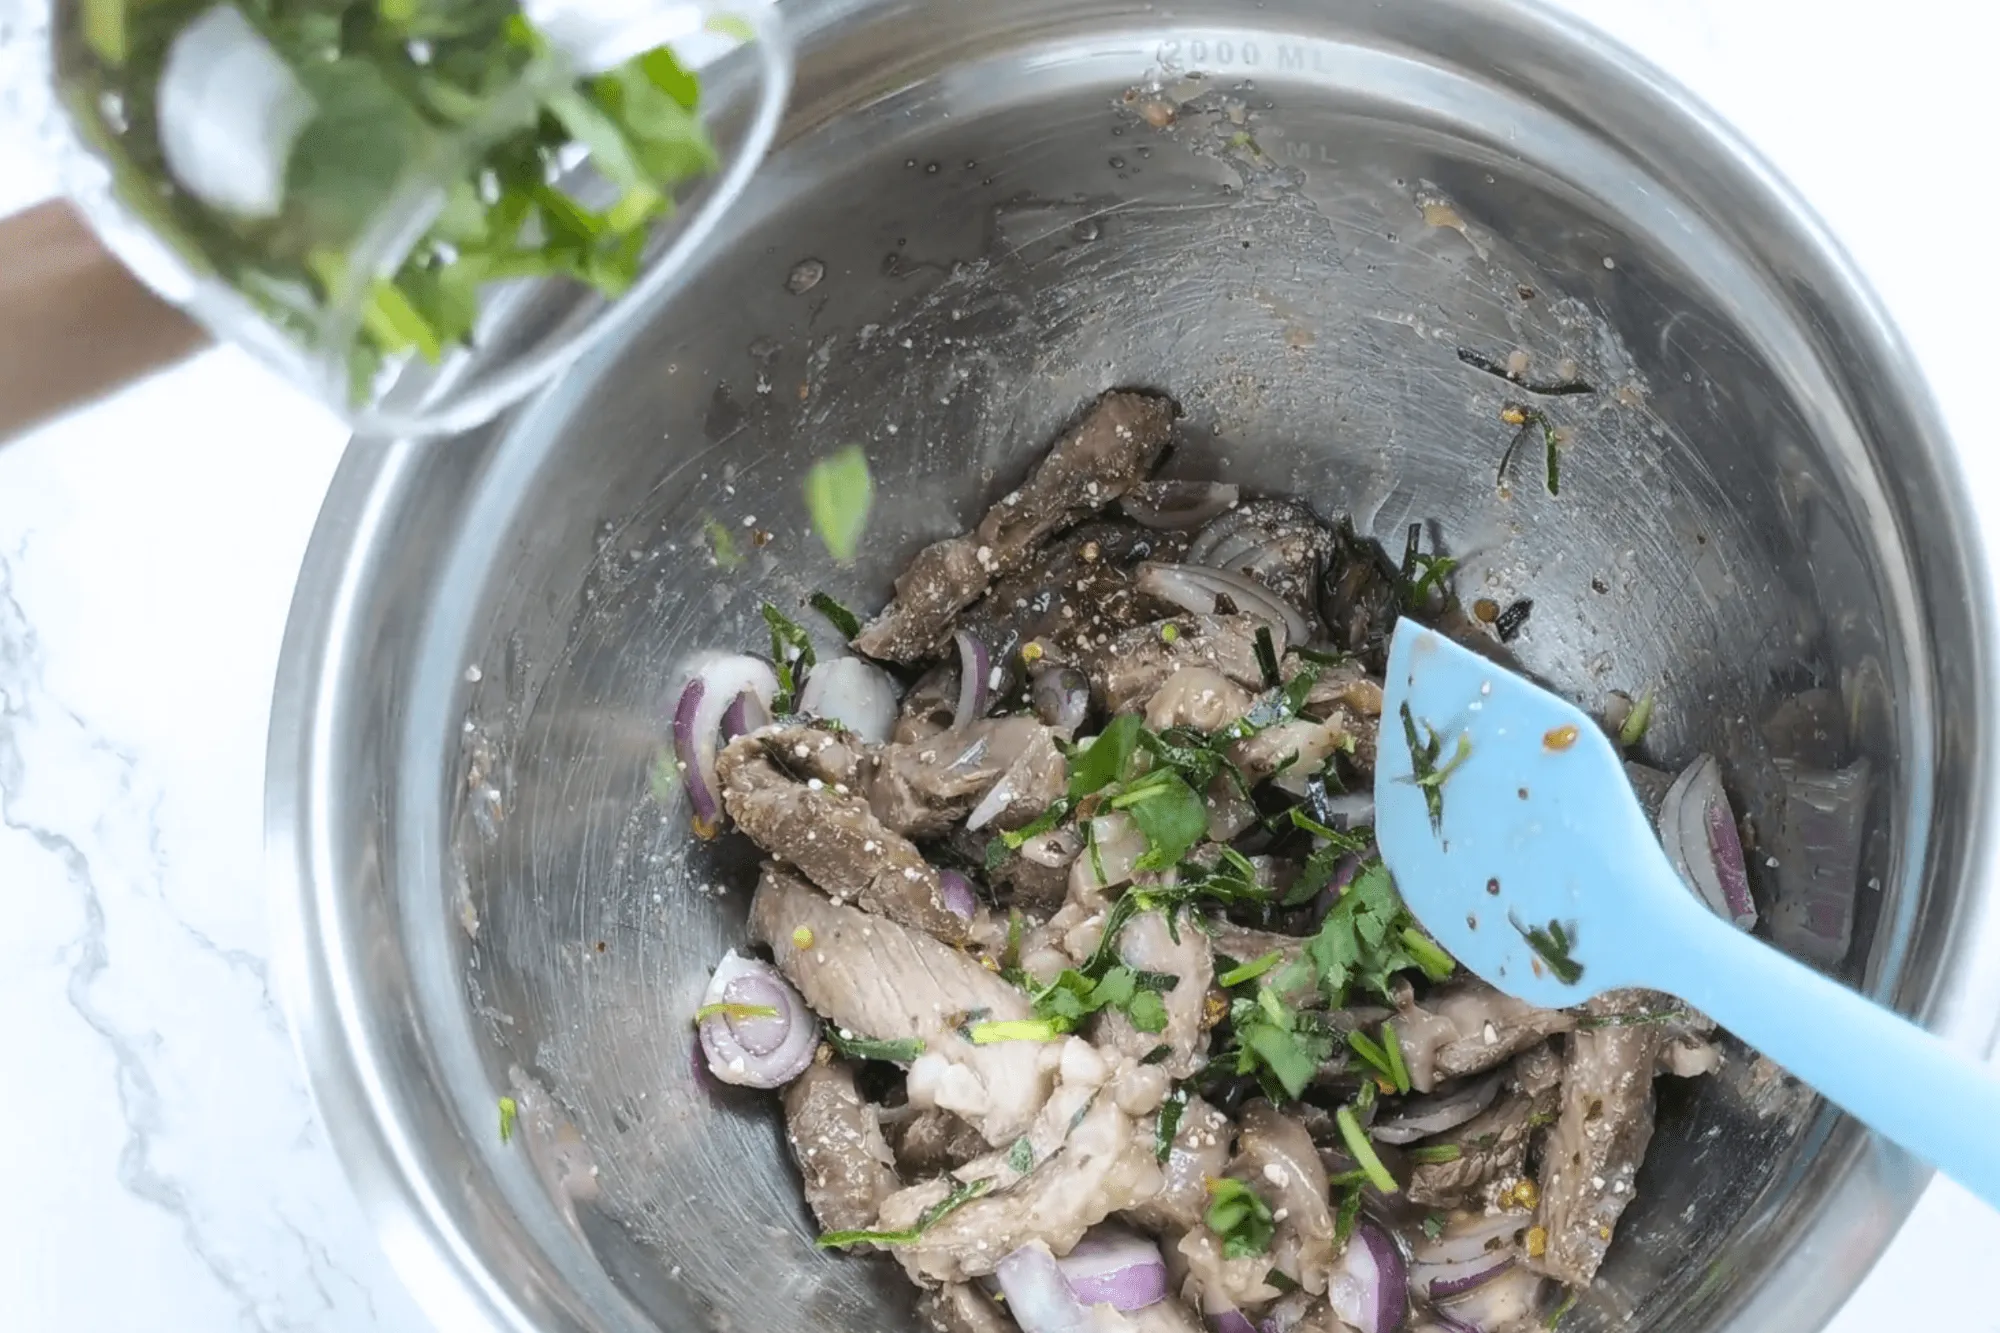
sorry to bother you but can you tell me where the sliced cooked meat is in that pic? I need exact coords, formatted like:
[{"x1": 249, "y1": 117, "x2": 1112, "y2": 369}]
[
  {"x1": 747, "y1": 721, "x2": 872, "y2": 787},
  {"x1": 1089, "y1": 614, "x2": 1282, "y2": 714},
  {"x1": 966, "y1": 822, "x2": 1079, "y2": 915},
  {"x1": 1092, "y1": 909, "x2": 1214, "y2": 1079},
  {"x1": 887, "y1": 1107, "x2": 991, "y2": 1176},
  {"x1": 1394, "y1": 981, "x2": 1577, "y2": 1092},
  {"x1": 720, "y1": 737, "x2": 970, "y2": 945},
  {"x1": 750, "y1": 865, "x2": 1053, "y2": 1144},
  {"x1": 1531, "y1": 989, "x2": 1667, "y2": 1286},
  {"x1": 919, "y1": 1284, "x2": 1016, "y2": 1333},
  {"x1": 961, "y1": 520, "x2": 1192, "y2": 669},
  {"x1": 855, "y1": 391, "x2": 1176, "y2": 662},
  {"x1": 1185, "y1": 498, "x2": 1334, "y2": 621},
  {"x1": 1145, "y1": 666, "x2": 1255, "y2": 732},
  {"x1": 895, "y1": 664, "x2": 962, "y2": 746},
  {"x1": 1176, "y1": 1226, "x2": 1284, "y2": 1311},
  {"x1": 782, "y1": 1061, "x2": 901, "y2": 1235},
  {"x1": 875, "y1": 1077, "x2": 1167, "y2": 1284},
  {"x1": 1127, "y1": 1095, "x2": 1232, "y2": 1235},
  {"x1": 1234, "y1": 1101, "x2": 1337, "y2": 1294},
  {"x1": 1406, "y1": 1048, "x2": 1563, "y2": 1208},
  {"x1": 1125, "y1": 1299, "x2": 1207, "y2": 1333},
  {"x1": 1228, "y1": 715, "x2": 1357, "y2": 789},
  {"x1": 869, "y1": 717, "x2": 1067, "y2": 839},
  {"x1": 1293, "y1": 659, "x2": 1384, "y2": 719}
]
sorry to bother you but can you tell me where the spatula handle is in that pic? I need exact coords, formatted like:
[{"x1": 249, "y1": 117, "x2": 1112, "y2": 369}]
[{"x1": 1649, "y1": 908, "x2": 2000, "y2": 1211}]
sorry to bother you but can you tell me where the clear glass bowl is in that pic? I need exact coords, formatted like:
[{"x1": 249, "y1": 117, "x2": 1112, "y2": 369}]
[{"x1": 48, "y1": 0, "x2": 790, "y2": 436}]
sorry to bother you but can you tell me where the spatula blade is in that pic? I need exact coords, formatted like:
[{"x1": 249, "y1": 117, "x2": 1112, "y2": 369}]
[{"x1": 1374, "y1": 620, "x2": 1669, "y2": 1007}]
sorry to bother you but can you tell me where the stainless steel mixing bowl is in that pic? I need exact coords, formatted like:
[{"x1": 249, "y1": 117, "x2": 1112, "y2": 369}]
[{"x1": 267, "y1": 1, "x2": 2000, "y2": 1330}]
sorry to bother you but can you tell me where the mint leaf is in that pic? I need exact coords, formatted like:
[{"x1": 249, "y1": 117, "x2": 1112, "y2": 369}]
[
  {"x1": 805, "y1": 447, "x2": 874, "y2": 563},
  {"x1": 1069, "y1": 714, "x2": 1144, "y2": 799}
]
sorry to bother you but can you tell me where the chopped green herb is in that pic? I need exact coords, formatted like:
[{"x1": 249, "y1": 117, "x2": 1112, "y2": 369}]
[
  {"x1": 804, "y1": 446, "x2": 874, "y2": 563},
  {"x1": 969, "y1": 1019, "x2": 1065, "y2": 1045},
  {"x1": 1346, "y1": 1029, "x2": 1395, "y2": 1083},
  {"x1": 817, "y1": 1176, "x2": 992, "y2": 1248},
  {"x1": 1544, "y1": 1289, "x2": 1580, "y2": 1329},
  {"x1": 1498, "y1": 403, "x2": 1562, "y2": 497},
  {"x1": 1336, "y1": 1105, "x2": 1398, "y2": 1194},
  {"x1": 1401, "y1": 701, "x2": 1472, "y2": 834},
  {"x1": 1408, "y1": 1144, "x2": 1463, "y2": 1164},
  {"x1": 996, "y1": 799, "x2": 1075, "y2": 856},
  {"x1": 1125, "y1": 773, "x2": 1210, "y2": 872},
  {"x1": 1069, "y1": 713, "x2": 1145, "y2": 799},
  {"x1": 1006, "y1": 1137, "x2": 1035, "y2": 1174},
  {"x1": 1421, "y1": 1212, "x2": 1447, "y2": 1242},
  {"x1": 1513, "y1": 915, "x2": 1585, "y2": 985},
  {"x1": 1161, "y1": 622, "x2": 1180, "y2": 644},
  {"x1": 694, "y1": 1002, "x2": 779, "y2": 1023},
  {"x1": 1217, "y1": 951, "x2": 1284, "y2": 989},
  {"x1": 1333, "y1": 1181, "x2": 1365, "y2": 1246},
  {"x1": 1141, "y1": 1044, "x2": 1174, "y2": 1065},
  {"x1": 648, "y1": 748, "x2": 681, "y2": 806},
  {"x1": 1003, "y1": 909, "x2": 1025, "y2": 974},
  {"x1": 1306, "y1": 859, "x2": 1457, "y2": 1004},
  {"x1": 825, "y1": 1030, "x2": 926, "y2": 1063},
  {"x1": 761, "y1": 603, "x2": 817, "y2": 714},
  {"x1": 498, "y1": 1095, "x2": 518, "y2": 1144},
  {"x1": 1619, "y1": 689, "x2": 1656, "y2": 747},
  {"x1": 704, "y1": 517, "x2": 745, "y2": 571},
  {"x1": 808, "y1": 591, "x2": 862, "y2": 639},
  {"x1": 1577, "y1": 1007, "x2": 1692, "y2": 1029},
  {"x1": 1204, "y1": 1178, "x2": 1276, "y2": 1259},
  {"x1": 1254, "y1": 625, "x2": 1282, "y2": 688},
  {"x1": 1381, "y1": 1019, "x2": 1412, "y2": 1094},
  {"x1": 1155, "y1": 1086, "x2": 1189, "y2": 1162},
  {"x1": 1238, "y1": 1014, "x2": 1324, "y2": 1101},
  {"x1": 1401, "y1": 528, "x2": 1460, "y2": 611}
]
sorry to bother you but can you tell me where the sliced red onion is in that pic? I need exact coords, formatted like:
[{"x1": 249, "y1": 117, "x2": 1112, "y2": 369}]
[
  {"x1": 1369, "y1": 1071, "x2": 1503, "y2": 1145},
  {"x1": 673, "y1": 654, "x2": 781, "y2": 837},
  {"x1": 1030, "y1": 662, "x2": 1092, "y2": 735},
  {"x1": 998, "y1": 1242, "x2": 1098, "y2": 1333},
  {"x1": 1208, "y1": 1311, "x2": 1260, "y2": 1333},
  {"x1": 938, "y1": 870, "x2": 980, "y2": 920},
  {"x1": 798, "y1": 655, "x2": 900, "y2": 744},
  {"x1": 1411, "y1": 1212, "x2": 1526, "y2": 1266},
  {"x1": 719, "y1": 690, "x2": 772, "y2": 742},
  {"x1": 1426, "y1": 1255, "x2": 1515, "y2": 1301},
  {"x1": 1310, "y1": 853, "x2": 1366, "y2": 924},
  {"x1": 1328, "y1": 1222, "x2": 1407, "y2": 1333},
  {"x1": 1658, "y1": 754, "x2": 1756, "y2": 930},
  {"x1": 1056, "y1": 1225, "x2": 1170, "y2": 1310},
  {"x1": 1433, "y1": 1266, "x2": 1543, "y2": 1331},
  {"x1": 954, "y1": 631, "x2": 994, "y2": 727},
  {"x1": 1137, "y1": 561, "x2": 1308, "y2": 646},
  {"x1": 1122, "y1": 480, "x2": 1241, "y2": 530},
  {"x1": 696, "y1": 950, "x2": 818, "y2": 1088}
]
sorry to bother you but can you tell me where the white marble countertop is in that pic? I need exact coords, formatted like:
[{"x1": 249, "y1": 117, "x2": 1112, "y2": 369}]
[{"x1": 0, "y1": 0, "x2": 1994, "y2": 1329}]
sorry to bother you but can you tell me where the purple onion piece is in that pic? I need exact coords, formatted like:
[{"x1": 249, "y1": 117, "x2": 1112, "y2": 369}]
[
  {"x1": 954, "y1": 631, "x2": 993, "y2": 728},
  {"x1": 1429, "y1": 1256, "x2": 1515, "y2": 1301},
  {"x1": 673, "y1": 675, "x2": 719, "y2": 835},
  {"x1": 938, "y1": 869, "x2": 980, "y2": 920},
  {"x1": 1310, "y1": 853, "x2": 1365, "y2": 924},
  {"x1": 719, "y1": 689, "x2": 772, "y2": 742},
  {"x1": 998, "y1": 1242, "x2": 1096, "y2": 1333},
  {"x1": 1369, "y1": 1071, "x2": 1503, "y2": 1145},
  {"x1": 1056, "y1": 1225, "x2": 1170, "y2": 1310},
  {"x1": 1411, "y1": 1212, "x2": 1527, "y2": 1266},
  {"x1": 1122, "y1": 480, "x2": 1241, "y2": 530},
  {"x1": 1137, "y1": 560, "x2": 1307, "y2": 645},
  {"x1": 696, "y1": 950, "x2": 818, "y2": 1089},
  {"x1": 1208, "y1": 1311, "x2": 1260, "y2": 1333},
  {"x1": 671, "y1": 654, "x2": 781, "y2": 837},
  {"x1": 1658, "y1": 754, "x2": 1756, "y2": 930},
  {"x1": 1329, "y1": 1221, "x2": 1407, "y2": 1333}
]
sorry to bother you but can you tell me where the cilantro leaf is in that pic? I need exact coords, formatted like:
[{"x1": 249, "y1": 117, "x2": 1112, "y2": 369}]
[
  {"x1": 1125, "y1": 773, "x2": 1209, "y2": 871},
  {"x1": 1204, "y1": 1178, "x2": 1276, "y2": 1259}
]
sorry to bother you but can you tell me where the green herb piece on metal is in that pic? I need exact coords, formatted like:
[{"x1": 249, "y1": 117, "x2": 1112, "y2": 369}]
[
  {"x1": 761, "y1": 603, "x2": 817, "y2": 713},
  {"x1": 809, "y1": 591, "x2": 862, "y2": 638},
  {"x1": 704, "y1": 517, "x2": 744, "y2": 570},
  {"x1": 1619, "y1": 689, "x2": 1655, "y2": 747},
  {"x1": 805, "y1": 446, "x2": 874, "y2": 563},
  {"x1": 498, "y1": 1095, "x2": 519, "y2": 1144},
  {"x1": 1498, "y1": 403, "x2": 1562, "y2": 497}
]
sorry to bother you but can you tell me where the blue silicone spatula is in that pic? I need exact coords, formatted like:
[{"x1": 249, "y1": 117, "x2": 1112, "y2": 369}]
[{"x1": 1373, "y1": 619, "x2": 2000, "y2": 1209}]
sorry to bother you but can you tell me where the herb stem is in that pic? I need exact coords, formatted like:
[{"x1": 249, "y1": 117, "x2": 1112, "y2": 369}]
[
  {"x1": 1381, "y1": 1020, "x2": 1411, "y2": 1095},
  {"x1": 968, "y1": 1019, "x2": 1065, "y2": 1045},
  {"x1": 1336, "y1": 1106, "x2": 1399, "y2": 1194},
  {"x1": 693, "y1": 1002, "x2": 780, "y2": 1023},
  {"x1": 1217, "y1": 950, "x2": 1284, "y2": 989}
]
